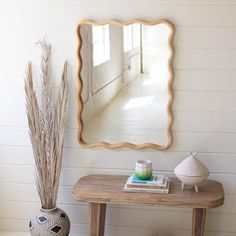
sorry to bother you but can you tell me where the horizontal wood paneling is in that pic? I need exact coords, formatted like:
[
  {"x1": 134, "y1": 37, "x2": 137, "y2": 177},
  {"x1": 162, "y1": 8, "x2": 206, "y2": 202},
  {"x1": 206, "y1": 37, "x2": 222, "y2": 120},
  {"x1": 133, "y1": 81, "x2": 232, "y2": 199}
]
[
  {"x1": 0, "y1": 201, "x2": 235, "y2": 233},
  {"x1": 1, "y1": 26, "x2": 236, "y2": 90},
  {"x1": 0, "y1": 182, "x2": 235, "y2": 214},
  {"x1": 175, "y1": 27, "x2": 236, "y2": 49},
  {"x1": 2, "y1": 88, "x2": 236, "y2": 113},
  {"x1": 2, "y1": 108, "x2": 236, "y2": 134},
  {"x1": 3, "y1": 26, "x2": 236, "y2": 51},
  {"x1": 1, "y1": 67, "x2": 236, "y2": 90},
  {"x1": 1, "y1": 46, "x2": 236, "y2": 70},
  {"x1": 2, "y1": 0, "x2": 236, "y2": 6},
  {"x1": 2, "y1": 127, "x2": 236, "y2": 153},
  {"x1": 0, "y1": 5, "x2": 236, "y2": 28},
  {"x1": 175, "y1": 48, "x2": 236, "y2": 70},
  {"x1": 0, "y1": 165, "x2": 235, "y2": 193},
  {"x1": 174, "y1": 70, "x2": 236, "y2": 91},
  {"x1": 173, "y1": 111, "x2": 236, "y2": 132},
  {"x1": 173, "y1": 91, "x2": 236, "y2": 112},
  {"x1": 1, "y1": 147, "x2": 236, "y2": 173}
]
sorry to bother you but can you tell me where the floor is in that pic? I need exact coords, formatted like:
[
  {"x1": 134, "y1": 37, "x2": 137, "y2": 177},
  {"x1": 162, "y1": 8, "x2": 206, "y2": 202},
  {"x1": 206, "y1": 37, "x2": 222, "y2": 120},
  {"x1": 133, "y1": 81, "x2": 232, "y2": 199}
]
[
  {"x1": 0, "y1": 233, "x2": 29, "y2": 236},
  {"x1": 82, "y1": 74, "x2": 169, "y2": 145}
]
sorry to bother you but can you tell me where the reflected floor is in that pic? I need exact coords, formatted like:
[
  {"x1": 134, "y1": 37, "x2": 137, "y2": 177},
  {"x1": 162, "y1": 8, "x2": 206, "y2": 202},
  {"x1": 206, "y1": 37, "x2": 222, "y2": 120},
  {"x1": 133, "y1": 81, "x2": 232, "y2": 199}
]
[{"x1": 82, "y1": 74, "x2": 169, "y2": 145}]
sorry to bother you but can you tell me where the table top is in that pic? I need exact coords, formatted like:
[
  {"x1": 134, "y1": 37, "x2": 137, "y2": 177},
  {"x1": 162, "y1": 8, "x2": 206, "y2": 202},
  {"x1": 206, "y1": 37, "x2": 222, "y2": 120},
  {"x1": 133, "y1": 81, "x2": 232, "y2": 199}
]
[{"x1": 72, "y1": 175, "x2": 224, "y2": 209}]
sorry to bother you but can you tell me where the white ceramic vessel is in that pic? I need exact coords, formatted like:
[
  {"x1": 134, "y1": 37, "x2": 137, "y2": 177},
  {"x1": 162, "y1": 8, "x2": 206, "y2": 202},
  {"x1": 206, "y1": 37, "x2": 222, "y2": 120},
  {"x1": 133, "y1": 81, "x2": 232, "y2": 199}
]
[{"x1": 174, "y1": 152, "x2": 209, "y2": 192}]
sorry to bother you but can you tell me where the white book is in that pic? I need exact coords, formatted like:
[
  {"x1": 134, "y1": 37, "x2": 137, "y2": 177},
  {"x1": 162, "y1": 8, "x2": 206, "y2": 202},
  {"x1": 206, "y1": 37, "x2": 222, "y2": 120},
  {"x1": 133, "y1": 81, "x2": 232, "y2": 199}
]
[
  {"x1": 124, "y1": 179, "x2": 170, "y2": 194},
  {"x1": 127, "y1": 175, "x2": 168, "y2": 188}
]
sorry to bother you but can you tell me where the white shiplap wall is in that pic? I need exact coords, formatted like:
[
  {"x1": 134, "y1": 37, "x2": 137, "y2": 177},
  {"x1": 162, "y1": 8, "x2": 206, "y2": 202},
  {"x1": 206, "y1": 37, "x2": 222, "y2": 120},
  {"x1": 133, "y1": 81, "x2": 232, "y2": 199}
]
[{"x1": 0, "y1": 0, "x2": 236, "y2": 235}]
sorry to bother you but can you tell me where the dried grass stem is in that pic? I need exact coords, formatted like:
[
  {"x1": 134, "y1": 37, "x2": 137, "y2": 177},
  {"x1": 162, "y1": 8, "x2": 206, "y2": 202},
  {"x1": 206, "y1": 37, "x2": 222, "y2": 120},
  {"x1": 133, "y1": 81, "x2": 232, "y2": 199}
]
[{"x1": 25, "y1": 40, "x2": 68, "y2": 209}]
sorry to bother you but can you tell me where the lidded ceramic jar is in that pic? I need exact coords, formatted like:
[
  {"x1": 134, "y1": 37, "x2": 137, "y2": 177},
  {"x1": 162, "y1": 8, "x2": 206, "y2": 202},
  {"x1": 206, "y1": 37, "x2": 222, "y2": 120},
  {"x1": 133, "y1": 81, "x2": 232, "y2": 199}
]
[{"x1": 174, "y1": 152, "x2": 209, "y2": 192}]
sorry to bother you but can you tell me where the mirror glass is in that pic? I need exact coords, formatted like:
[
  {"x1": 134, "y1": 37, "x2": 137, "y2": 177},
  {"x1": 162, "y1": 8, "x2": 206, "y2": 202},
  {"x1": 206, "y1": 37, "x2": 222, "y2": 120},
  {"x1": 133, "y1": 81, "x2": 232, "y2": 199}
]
[{"x1": 78, "y1": 21, "x2": 174, "y2": 148}]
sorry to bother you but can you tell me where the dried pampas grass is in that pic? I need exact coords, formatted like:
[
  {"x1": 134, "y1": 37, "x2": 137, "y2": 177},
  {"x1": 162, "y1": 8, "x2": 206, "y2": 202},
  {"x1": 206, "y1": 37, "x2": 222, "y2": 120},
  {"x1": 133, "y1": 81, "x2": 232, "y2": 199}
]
[{"x1": 25, "y1": 40, "x2": 69, "y2": 210}]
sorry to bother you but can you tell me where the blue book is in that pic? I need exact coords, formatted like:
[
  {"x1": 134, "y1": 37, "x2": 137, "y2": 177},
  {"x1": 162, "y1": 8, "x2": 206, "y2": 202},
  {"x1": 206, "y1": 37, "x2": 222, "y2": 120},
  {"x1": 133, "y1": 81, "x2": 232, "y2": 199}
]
[
  {"x1": 132, "y1": 175, "x2": 154, "y2": 183},
  {"x1": 132, "y1": 175, "x2": 165, "y2": 186}
]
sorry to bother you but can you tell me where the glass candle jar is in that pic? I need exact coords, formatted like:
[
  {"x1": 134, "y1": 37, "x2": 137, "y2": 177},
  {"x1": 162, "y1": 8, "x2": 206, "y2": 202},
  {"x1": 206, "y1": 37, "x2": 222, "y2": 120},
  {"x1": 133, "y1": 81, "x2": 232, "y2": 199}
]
[{"x1": 135, "y1": 160, "x2": 153, "y2": 180}]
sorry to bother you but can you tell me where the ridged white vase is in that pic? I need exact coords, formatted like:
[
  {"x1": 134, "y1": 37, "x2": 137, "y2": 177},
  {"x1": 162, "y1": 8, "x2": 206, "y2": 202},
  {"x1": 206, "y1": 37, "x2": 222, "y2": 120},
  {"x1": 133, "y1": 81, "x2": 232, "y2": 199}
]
[{"x1": 29, "y1": 207, "x2": 70, "y2": 236}]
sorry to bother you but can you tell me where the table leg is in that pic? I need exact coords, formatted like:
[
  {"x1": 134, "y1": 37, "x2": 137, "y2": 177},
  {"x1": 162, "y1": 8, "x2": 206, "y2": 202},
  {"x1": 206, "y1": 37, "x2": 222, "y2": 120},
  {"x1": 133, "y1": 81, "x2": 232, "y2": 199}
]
[
  {"x1": 89, "y1": 203, "x2": 106, "y2": 236},
  {"x1": 192, "y1": 208, "x2": 206, "y2": 236}
]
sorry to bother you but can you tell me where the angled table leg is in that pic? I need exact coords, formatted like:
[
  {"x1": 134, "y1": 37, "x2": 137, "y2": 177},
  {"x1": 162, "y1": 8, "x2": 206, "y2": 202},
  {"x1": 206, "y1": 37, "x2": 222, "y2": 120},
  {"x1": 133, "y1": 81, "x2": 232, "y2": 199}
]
[
  {"x1": 192, "y1": 208, "x2": 206, "y2": 236},
  {"x1": 89, "y1": 203, "x2": 106, "y2": 236}
]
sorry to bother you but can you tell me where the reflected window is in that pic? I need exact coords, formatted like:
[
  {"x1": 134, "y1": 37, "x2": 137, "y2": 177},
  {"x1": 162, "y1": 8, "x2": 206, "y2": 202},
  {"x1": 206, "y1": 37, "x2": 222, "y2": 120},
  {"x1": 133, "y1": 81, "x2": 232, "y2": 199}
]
[
  {"x1": 92, "y1": 24, "x2": 110, "y2": 66},
  {"x1": 123, "y1": 23, "x2": 140, "y2": 52}
]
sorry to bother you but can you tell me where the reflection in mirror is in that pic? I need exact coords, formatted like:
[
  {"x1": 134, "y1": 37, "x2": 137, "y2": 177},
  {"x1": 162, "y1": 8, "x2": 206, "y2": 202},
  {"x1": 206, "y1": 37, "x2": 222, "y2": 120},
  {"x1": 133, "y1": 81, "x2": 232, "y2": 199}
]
[{"x1": 78, "y1": 21, "x2": 174, "y2": 149}]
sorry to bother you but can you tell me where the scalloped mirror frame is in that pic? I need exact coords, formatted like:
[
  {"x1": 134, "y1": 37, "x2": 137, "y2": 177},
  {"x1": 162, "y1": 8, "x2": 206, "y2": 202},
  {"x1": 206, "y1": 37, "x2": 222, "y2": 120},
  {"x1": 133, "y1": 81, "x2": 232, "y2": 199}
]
[{"x1": 77, "y1": 19, "x2": 175, "y2": 150}]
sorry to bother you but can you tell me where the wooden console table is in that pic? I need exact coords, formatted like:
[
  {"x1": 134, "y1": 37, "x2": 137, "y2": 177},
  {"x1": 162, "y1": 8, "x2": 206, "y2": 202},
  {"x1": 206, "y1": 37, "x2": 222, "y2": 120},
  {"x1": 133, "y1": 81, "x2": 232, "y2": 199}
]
[{"x1": 72, "y1": 175, "x2": 224, "y2": 236}]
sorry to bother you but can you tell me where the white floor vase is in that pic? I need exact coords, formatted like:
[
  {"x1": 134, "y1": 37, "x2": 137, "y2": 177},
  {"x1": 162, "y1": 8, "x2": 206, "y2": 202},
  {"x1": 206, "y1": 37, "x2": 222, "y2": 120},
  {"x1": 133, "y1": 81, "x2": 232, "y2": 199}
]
[{"x1": 29, "y1": 207, "x2": 70, "y2": 236}]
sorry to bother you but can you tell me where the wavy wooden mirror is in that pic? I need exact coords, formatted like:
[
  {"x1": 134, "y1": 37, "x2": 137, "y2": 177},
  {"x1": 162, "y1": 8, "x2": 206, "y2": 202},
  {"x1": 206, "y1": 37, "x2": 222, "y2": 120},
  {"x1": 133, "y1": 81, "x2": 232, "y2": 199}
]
[{"x1": 77, "y1": 19, "x2": 174, "y2": 150}]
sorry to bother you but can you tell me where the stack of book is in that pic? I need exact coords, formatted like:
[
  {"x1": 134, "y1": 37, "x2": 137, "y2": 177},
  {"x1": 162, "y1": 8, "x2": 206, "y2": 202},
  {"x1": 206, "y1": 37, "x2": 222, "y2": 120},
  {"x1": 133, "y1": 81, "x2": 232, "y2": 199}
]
[{"x1": 124, "y1": 175, "x2": 170, "y2": 193}]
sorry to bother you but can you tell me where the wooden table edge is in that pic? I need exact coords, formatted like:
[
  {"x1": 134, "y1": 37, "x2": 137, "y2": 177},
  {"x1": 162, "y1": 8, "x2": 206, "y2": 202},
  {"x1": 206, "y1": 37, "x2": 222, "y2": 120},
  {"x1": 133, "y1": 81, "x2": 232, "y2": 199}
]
[
  {"x1": 72, "y1": 175, "x2": 225, "y2": 209},
  {"x1": 72, "y1": 194, "x2": 224, "y2": 209},
  {"x1": 72, "y1": 175, "x2": 225, "y2": 236}
]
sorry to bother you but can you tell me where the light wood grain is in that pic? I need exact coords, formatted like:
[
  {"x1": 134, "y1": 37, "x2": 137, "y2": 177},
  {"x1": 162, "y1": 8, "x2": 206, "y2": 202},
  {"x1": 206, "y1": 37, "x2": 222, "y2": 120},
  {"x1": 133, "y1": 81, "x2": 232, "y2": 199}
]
[
  {"x1": 192, "y1": 208, "x2": 206, "y2": 236},
  {"x1": 77, "y1": 19, "x2": 175, "y2": 150},
  {"x1": 73, "y1": 175, "x2": 224, "y2": 236},
  {"x1": 73, "y1": 175, "x2": 224, "y2": 208},
  {"x1": 89, "y1": 203, "x2": 106, "y2": 236}
]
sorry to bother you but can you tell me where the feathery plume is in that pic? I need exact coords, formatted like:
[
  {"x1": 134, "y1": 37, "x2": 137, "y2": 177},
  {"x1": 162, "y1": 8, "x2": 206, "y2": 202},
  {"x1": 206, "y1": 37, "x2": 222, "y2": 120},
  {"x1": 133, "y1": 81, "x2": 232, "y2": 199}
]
[{"x1": 25, "y1": 40, "x2": 68, "y2": 209}]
